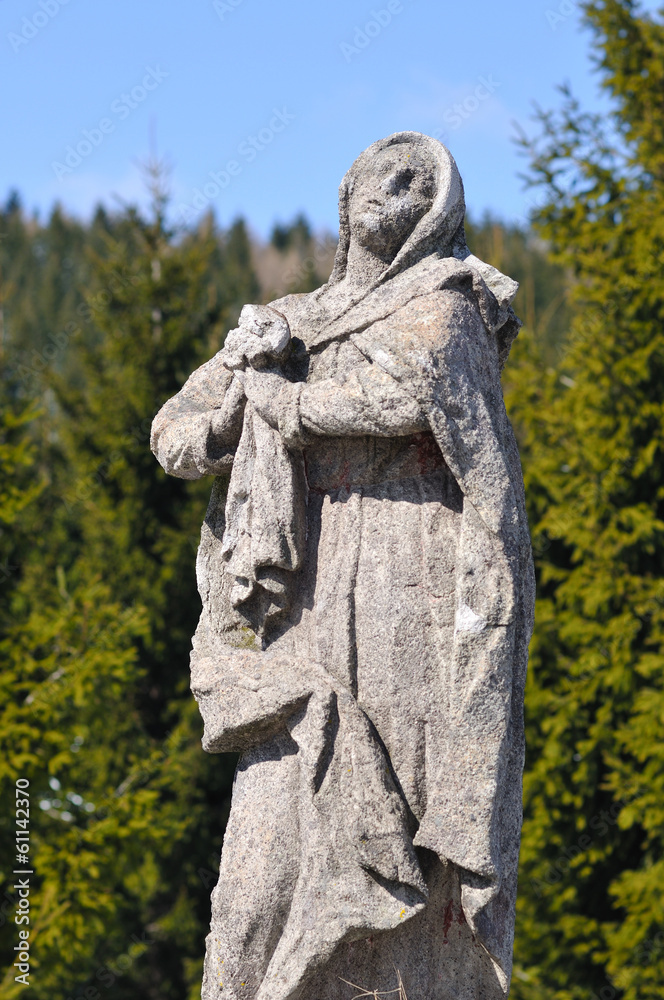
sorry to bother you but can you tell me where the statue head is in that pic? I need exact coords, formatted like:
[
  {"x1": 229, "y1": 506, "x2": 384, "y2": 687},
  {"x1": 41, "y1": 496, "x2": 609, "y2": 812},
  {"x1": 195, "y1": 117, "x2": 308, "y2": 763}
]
[
  {"x1": 329, "y1": 131, "x2": 467, "y2": 284},
  {"x1": 323, "y1": 131, "x2": 521, "y2": 367},
  {"x1": 347, "y1": 142, "x2": 437, "y2": 261}
]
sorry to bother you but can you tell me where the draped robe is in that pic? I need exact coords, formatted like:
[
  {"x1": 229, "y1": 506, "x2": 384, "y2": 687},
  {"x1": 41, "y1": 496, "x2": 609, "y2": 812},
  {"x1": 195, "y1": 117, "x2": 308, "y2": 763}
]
[{"x1": 151, "y1": 255, "x2": 534, "y2": 1000}]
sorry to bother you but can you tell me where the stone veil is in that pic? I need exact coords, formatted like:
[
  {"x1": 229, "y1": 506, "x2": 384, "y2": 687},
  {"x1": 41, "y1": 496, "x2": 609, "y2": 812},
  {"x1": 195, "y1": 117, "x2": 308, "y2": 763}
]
[{"x1": 151, "y1": 131, "x2": 535, "y2": 1000}]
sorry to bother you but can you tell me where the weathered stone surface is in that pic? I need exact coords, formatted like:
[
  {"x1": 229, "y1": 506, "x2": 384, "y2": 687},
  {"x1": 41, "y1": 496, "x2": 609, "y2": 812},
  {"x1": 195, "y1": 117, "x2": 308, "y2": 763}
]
[{"x1": 151, "y1": 132, "x2": 534, "y2": 999}]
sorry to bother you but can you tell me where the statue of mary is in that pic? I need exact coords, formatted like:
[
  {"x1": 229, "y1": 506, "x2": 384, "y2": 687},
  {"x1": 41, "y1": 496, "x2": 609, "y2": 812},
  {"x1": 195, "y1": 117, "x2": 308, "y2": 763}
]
[{"x1": 151, "y1": 132, "x2": 534, "y2": 1000}]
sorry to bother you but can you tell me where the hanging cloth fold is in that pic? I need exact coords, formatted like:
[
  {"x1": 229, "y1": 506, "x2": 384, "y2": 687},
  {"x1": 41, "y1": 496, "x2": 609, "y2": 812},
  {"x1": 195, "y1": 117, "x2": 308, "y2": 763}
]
[{"x1": 220, "y1": 403, "x2": 307, "y2": 629}]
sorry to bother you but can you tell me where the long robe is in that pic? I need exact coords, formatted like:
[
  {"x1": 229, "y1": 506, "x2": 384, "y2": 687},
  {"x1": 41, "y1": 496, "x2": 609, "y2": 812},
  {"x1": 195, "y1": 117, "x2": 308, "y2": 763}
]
[{"x1": 151, "y1": 257, "x2": 534, "y2": 1000}]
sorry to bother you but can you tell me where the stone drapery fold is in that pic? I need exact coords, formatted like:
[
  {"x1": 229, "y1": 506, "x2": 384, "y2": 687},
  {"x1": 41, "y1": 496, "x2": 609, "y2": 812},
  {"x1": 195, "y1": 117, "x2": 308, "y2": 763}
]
[
  {"x1": 263, "y1": 256, "x2": 534, "y2": 988},
  {"x1": 220, "y1": 403, "x2": 306, "y2": 628},
  {"x1": 191, "y1": 637, "x2": 428, "y2": 1000}
]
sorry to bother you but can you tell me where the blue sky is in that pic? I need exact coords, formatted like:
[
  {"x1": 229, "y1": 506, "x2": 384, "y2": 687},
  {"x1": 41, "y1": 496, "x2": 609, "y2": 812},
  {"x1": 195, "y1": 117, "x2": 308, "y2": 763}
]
[{"x1": 1, "y1": 0, "x2": 661, "y2": 236}]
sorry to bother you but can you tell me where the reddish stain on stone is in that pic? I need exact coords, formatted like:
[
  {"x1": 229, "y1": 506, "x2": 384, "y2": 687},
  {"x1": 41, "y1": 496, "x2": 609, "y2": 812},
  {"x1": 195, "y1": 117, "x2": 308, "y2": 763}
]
[
  {"x1": 442, "y1": 900, "x2": 454, "y2": 943},
  {"x1": 410, "y1": 432, "x2": 444, "y2": 476}
]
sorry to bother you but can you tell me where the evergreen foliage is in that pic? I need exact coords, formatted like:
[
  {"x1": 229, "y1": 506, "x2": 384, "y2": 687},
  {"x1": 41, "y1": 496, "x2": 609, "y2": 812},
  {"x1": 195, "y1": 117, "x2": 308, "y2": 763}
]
[
  {"x1": 507, "y1": 3, "x2": 664, "y2": 997},
  {"x1": 466, "y1": 214, "x2": 572, "y2": 361},
  {"x1": 270, "y1": 212, "x2": 312, "y2": 252}
]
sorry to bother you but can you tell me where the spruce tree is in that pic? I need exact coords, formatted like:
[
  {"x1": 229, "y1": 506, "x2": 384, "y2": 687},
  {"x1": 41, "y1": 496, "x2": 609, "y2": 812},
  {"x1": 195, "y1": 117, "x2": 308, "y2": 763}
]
[
  {"x1": 465, "y1": 214, "x2": 572, "y2": 362},
  {"x1": 506, "y1": 3, "x2": 664, "y2": 997}
]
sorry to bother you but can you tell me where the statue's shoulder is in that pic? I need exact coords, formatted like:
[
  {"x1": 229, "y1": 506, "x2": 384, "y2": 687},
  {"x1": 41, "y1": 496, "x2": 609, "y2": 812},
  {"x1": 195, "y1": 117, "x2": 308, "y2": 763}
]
[
  {"x1": 383, "y1": 262, "x2": 488, "y2": 344},
  {"x1": 351, "y1": 266, "x2": 496, "y2": 379},
  {"x1": 396, "y1": 257, "x2": 512, "y2": 342}
]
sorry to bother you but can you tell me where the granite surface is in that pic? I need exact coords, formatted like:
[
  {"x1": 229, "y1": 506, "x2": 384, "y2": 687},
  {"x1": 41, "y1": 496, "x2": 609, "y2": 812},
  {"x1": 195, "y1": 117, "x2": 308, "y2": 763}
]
[{"x1": 151, "y1": 132, "x2": 534, "y2": 1000}]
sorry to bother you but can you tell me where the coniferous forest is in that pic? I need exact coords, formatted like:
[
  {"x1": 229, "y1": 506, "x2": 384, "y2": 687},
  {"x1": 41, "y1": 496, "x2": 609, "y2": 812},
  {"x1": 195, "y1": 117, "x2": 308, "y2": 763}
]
[{"x1": 3, "y1": 4, "x2": 664, "y2": 998}]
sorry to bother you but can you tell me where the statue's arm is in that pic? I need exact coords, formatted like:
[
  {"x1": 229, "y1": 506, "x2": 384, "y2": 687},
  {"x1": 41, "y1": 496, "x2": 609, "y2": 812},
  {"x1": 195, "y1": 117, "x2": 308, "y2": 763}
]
[
  {"x1": 353, "y1": 288, "x2": 519, "y2": 538},
  {"x1": 298, "y1": 362, "x2": 428, "y2": 437},
  {"x1": 151, "y1": 352, "x2": 246, "y2": 480},
  {"x1": 240, "y1": 360, "x2": 427, "y2": 441}
]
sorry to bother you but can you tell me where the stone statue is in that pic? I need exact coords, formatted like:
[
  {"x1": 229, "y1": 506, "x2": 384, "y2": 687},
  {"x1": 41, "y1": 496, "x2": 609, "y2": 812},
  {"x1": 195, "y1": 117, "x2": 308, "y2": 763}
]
[{"x1": 151, "y1": 132, "x2": 535, "y2": 1000}]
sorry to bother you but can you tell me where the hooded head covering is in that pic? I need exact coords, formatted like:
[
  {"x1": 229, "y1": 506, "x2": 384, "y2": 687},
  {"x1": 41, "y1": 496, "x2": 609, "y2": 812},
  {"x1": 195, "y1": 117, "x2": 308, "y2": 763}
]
[{"x1": 327, "y1": 131, "x2": 519, "y2": 313}]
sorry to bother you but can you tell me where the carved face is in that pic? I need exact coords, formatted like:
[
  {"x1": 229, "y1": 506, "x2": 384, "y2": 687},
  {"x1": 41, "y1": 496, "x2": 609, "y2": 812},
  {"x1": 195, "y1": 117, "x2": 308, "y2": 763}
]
[{"x1": 348, "y1": 144, "x2": 436, "y2": 259}]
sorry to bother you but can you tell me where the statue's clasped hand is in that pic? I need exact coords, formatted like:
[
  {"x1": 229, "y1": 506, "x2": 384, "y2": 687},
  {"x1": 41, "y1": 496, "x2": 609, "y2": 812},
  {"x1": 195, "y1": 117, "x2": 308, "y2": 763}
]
[
  {"x1": 222, "y1": 304, "x2": 291, "y2": 372},
  {"x1": 222, "y1": 304, "x2": 300, "y2": 439}
]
